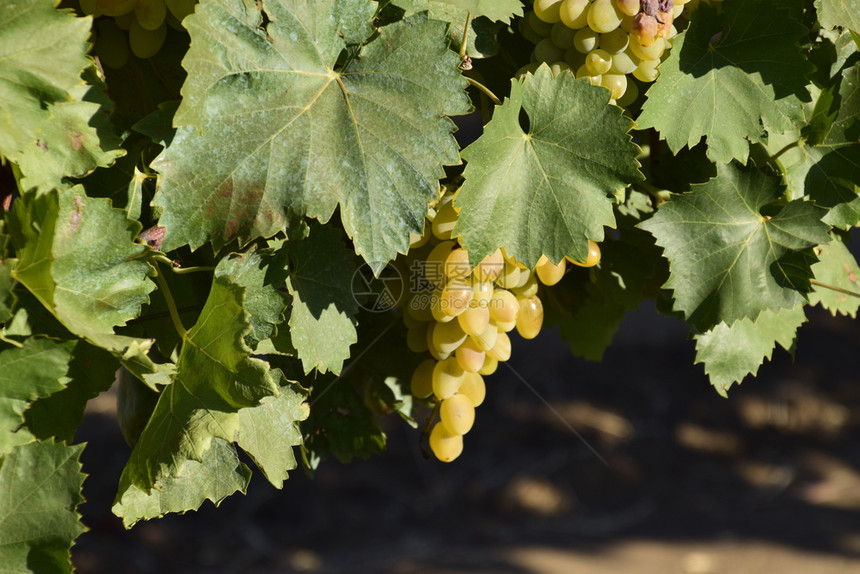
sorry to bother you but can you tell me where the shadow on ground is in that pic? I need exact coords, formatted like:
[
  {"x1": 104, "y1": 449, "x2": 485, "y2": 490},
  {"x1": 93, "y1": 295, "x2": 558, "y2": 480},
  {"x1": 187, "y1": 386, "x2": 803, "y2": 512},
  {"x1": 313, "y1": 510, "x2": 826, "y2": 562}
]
[{"x1": 72, "y1": 300, "x2": 860, "y2": 574}]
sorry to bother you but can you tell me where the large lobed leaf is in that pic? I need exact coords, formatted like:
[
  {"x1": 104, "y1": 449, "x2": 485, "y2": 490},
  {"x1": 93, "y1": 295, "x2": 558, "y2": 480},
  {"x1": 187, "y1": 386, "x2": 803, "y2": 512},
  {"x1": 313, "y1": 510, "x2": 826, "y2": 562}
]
[
  {"x1": 7, "y1": 186, "x2": 156, "y2": 342},
  {"x1": 455, "y1": 65, "x2": 642, "y2": 268},
  {"x1": 0, "y1": 0, "x2": 122, "y2": 192},
  {"x1": 153, "y1": 1, "x2": 471, "y2": 269},
  {"x1": 117, "y1": 276, "x2": 278, "y2": 493},
  {"x1": 0, "y1": 441, "x2": 86, "y2": 574},
  {"x1": 695, "y1": 305, "x2": 807, "y2": 397},
  {"x1": 638, "y1": 0, "x2": 813, "y2": 164},
  {"x1": 639, "y1": 162, "x2": 830, "y2": 331}
]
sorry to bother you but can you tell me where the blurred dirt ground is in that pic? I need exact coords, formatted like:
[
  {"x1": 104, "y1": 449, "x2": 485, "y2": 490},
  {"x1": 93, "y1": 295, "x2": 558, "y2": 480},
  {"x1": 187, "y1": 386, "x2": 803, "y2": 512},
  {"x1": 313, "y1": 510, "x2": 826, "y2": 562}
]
[{"x1": 72, "y1": 302, "x2": 860, "y2": 574}]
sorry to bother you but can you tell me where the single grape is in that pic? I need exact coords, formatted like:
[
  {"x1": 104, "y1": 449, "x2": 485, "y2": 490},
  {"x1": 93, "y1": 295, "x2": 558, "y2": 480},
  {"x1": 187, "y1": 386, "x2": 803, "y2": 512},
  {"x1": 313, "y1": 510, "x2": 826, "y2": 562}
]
[
  {"x1": 425, "y1": 240, "x2": 455, "y2": 287},
  {"x1": 566, "y1": 240, "x2": 602, "y2": 267},
  {"x1": 432, "y1": 197, "x2": 458, "y2": 240},
  {"x1": 519, "y1": 12, "x2": 548, "y2": 45},
  {"x1": 459, "y1": 372, "x2": 486, "y2": 407},
  {"x1": 533, "y1": 0, "x2": 563, "y2": 23},
  {"x1": 616, "y1": 0, "x2": 641, "y2": 17},
  {"x1": 97, "y1": 0, "x2": 138, "y2": 17},
  {"x1": 587, "y1": 0, "x2": 623, "y2": 33},
  {"x1": 455, "y1": 337, "x2": 486, "y2": 373},
  {"x1": 432, "y1": 357, "x2": 465, "y2": 400},
  {"x1": 471, "y1": 280, "x2": 494, "y2": 309},
  {"x1": 134, "y1": 0, "x2": 167, "y2": 30},
  {"x1": 165, "y1": 0, "x2": 196, "y2": 21},
  {"x1": 586, "y1": 49, "x2": 613, "y2": 75},
  {"x1": 94, "y1": 19, "x2": 129, "y2": 69},
  {"x1": 559, "y1": 0, "x2": 590, "y2": 28},
  {"x1": 493, "y1": 317, "x2": 517, "y2": 333},
  {"x1": 632, "y1": 58, "x2": 660, "y2": 82},
  {"x1": 411, "y1": 359, "x2": 436, "y2": 398},
  {"x1": 406, "y1": 293, "x2": 434, "y2": 323},
  {"x1": 407, "y1": 323, "x2": 429, "y2": 353},
  {"x1": 573, "y1": 26, "x2": 599, "y2": 53},
  {"x1": 444, "y1": 247, "x2": 471, "y2": 280},
  {"x1": 458, "y1": 305, "x2": 490, "y2": 337},
  {"x1": 440, "y1": 278, "x2": 473, "y2": 317},
  {"x1": 516, "y1": 296, "x2": 544, "y2": 340},
  {"x1": 551, "y1": 21, "x2": 577, "y2": 50},
  {"x1": 429, "y1": 422, "x2": 463, "y2": 462},
  {"x1": 512, "y1": 272, "x2": 538, "y2": 298},
  {"x1": 601, "y1": 73, "x2": 628, "y2": 99},
  {"x1": 440, "y1": 394, "x2": 476, "y2": 435},
  {"x1": 609, "y1": 49, "x2": 637, "y2": 74},
  {"x1": 629, "y1": 35, "x2": 664, "y2": 60},
  {"x1": 534, "y1": 37, "x2": 565, "y2": 63},
  {"x1": 487, "y1": 331, "x2": 512, "y2": 362},
  {"x1": 430, "y1": 289, "x2": 456, "y2": 323},
  {"x1": 473, "y1": 249, "x2": 504, "y2": 282},
  {"x1": 494, "y1": 260, "x2": 521, "y2": 290},
  {"x1": 564, "y1": 47, "x2": 586, "y2": 69},
  {"x1": 431, "y1": 319, "x2": 467, "y2": 356},
  {"x1": 479, "y1": 355, "x2": 498, "y2": 375},
  {"x1": 616, "y1": 77, "x2": 639, "y2": 106},
  {"x1": 79, "y1": 0, "x2": 102, "y2": 15},
  {"x1": 599, "y1": 27, "x2": 629, "y2": 53},
  {"x1": 575, "y1": 65, "x2": 603, "y2": 86},
  {"x1": 470, "y1": 323, "x2": 499, "y2": 352},
  {"x1": 128, "y1": 19, "x2": 166, "y2": 59},
  {"x1": 489, "y1": 288, "x2": 519, "y2": 325},
  {"x1": 535, "y1": 254, "x2": 566, "y2": 286},
  {"x1": 631, "y1": 13, "x2": 659, "y2": 47}
]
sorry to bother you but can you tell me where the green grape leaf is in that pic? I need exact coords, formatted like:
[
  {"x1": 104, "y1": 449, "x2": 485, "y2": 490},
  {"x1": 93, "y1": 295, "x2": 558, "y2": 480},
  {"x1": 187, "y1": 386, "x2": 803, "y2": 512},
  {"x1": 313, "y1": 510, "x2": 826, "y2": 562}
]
[
  {"x1": 775, "y1": 63, "x2": 860, "y2": 228},
  {"x1": 153, "y1": 4, "x2": 470, "y2": 268},
  {"x1": 286, "y1": 225, "x2": 359, "y2": 375},
  {"x1": 816, "y1": 0, "x2": 860, "y2": 33},
  {"x1": 7, "y1": 186, "x2": 156, "y2": 343},
  {"x1": 393, "y1": 0, "x2": 523, "y2": 23},
  {"x1": 15, "y1": 71, "x2": 124, "y2": 193},
  {"x1": 695, "y1": 305, "x2": 807, "y2": 397},
  {"x1": 638, "y1": 0, "x2": 813, "y2": 164},
  {"x1": 809, "y1": 237, "x2": 860, "y2": 317},
  {"x1": 118, "y1": 276, "x2": 278, "y2": 493},
  {"x1": 0, "y1": 338, "x2": 75, "y2": 454},
  {"x1": 112, "y1": 438, "x2": 251, "y2": 529},
  {"x1": 214, "y1": 244, "x2": 290, "y2": 350},
  {"x1": 0, "y1": 0, "x2": 122, "y2": 192},
  {"x1": 236, "y1": 374, "x2": 308, "y2": 489},
  {"x1": 0, "y1": 259, "x2": 15, "y2": 324},
  {"x1": 24, "y1": 343, "x2": 118, "y2": 444},
  {"x1": 638, "y1": 162, "x2": 831, "y2": 331},
  {"x1": 455, "y1": 65, "x2": 642, "y2": 268},
  {"x1": 0, "y1": 441, "x2": 86, "y2": 574}
]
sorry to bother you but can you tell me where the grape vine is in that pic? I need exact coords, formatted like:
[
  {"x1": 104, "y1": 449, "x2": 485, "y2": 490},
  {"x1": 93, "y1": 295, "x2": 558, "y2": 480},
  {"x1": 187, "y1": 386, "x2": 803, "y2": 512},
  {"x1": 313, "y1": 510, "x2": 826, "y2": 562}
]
[{"x1": 0, "y1": 0, "x2": 858, "y2": 570}]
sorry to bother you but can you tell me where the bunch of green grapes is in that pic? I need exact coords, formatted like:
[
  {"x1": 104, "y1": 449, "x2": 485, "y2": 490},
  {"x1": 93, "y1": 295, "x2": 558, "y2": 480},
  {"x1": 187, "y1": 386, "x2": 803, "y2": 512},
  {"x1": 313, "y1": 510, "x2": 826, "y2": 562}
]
[
  {"x1": 518, "y1": 0, "x2": 693, "y2": 105},
  {"x1": 403, "y1": 189, "x2": 602, "y2": 462},
  {"x1": 80, "y1": 0, "x2": 197, "y2": 68}
]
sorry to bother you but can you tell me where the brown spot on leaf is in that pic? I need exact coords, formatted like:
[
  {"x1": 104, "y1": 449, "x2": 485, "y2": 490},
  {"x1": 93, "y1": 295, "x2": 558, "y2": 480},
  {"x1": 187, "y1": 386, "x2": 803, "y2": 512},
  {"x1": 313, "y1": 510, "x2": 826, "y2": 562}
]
[
  {"x1": 69, "y1": 194, "x2": 85, "y2": 232},
  {"x1": 71, "y1": 132, "x2": 85, "y2": 152},
  {"x1": 36, "y1": 140, "x2": 47, "y2": 152}
]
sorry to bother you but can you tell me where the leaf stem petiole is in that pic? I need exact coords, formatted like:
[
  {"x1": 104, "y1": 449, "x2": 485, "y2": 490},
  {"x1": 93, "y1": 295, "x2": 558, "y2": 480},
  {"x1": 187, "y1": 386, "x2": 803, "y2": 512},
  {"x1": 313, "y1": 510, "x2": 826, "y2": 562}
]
[
  {"x1": 155, "y1": 262, "x2": 187, "y2": 340},
  {"x1": 810, "y1": 279, "x2": 860, "y2": 300},
  {"x1": 464, "y1": 76, "x2": 502, "y2": 106},
  {"x1": 768, "y1": 139, "x2": 801, "y2": 164},
  {"x1": 459, "y1": 12, "x2": 473, "y2": 59}
]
